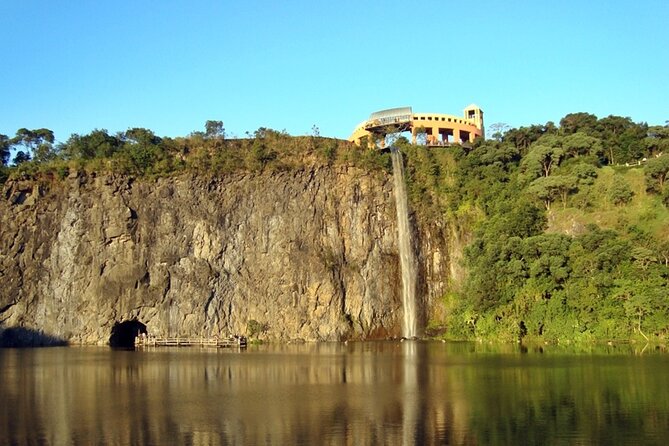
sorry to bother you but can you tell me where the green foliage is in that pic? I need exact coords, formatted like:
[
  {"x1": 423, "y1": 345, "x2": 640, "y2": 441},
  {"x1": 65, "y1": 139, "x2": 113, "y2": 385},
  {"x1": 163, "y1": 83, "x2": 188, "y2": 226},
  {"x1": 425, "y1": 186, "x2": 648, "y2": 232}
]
[
  {"x1": 62, "y1": 129, "x2": 121, "y2": 159},
  {"x1": 204, "y1": 120, "x2": 225, "y2": 139},
  {"x1": 247, "y1": 130, "x2": 278, "y2": 170},
  {"x1": 644, "y1": 154, "x2": 669, "y2": 194},
  {"x1": 645, "y1": 125, "x2": 669, "y2": 156},
  {"x1": 565, "y1": 161, "x2": 598, "y2": 185},
  {"x1": 436, "y1": 113, "x2": 669, "y2": 343},
  {"x1": 559, "y1": 112, "x2": 598, "y2": 135},
  {"x1": 0, "y1": 134, "x2": 11, "y2": 166},
  {"x1": 608, "y1": 175, "x2": 634, "y2": 205},
  {"x1": 503, "y1": 123, "x2": 554, "y2": 152},
  {"x1": 12, "y1": 151, "x2": 31, "y2": 165},
  {"x1": 246, "y1": 319, "x2": 268, "y2": 338},
  {"x1": 527, "y1": 175, "x2": 578, "y2": 209},
  {"x1": 562, "y1": 132, "x2": 603, "y2": 158},
  {"x1": 519, "y1": 143, "x2": 565, "y2": 183}
]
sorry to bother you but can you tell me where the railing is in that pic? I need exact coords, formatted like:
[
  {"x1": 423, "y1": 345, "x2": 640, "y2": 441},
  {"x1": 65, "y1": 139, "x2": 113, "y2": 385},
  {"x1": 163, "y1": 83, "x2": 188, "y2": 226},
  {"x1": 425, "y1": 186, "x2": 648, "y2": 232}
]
[{"x1": 135, "y1": 335, "x2": 247, "y2": 348}]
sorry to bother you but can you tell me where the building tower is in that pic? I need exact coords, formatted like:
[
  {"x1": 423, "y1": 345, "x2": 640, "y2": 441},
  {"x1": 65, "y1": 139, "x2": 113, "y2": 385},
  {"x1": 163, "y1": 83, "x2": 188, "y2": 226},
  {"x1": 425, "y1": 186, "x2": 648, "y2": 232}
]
[{"x1": 463, "y1": 104, "x2": 485, "y2": 139}]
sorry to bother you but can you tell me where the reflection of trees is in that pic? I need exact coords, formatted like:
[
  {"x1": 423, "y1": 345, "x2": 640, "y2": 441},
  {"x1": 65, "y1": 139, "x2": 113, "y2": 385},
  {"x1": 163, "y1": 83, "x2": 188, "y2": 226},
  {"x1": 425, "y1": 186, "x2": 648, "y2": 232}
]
[
  {"x1": 1, "y1": 344, "x2": 668, "y2": 445},
  {"x1": 454, "y1": 354, "x2": 669, "y2": 444}
]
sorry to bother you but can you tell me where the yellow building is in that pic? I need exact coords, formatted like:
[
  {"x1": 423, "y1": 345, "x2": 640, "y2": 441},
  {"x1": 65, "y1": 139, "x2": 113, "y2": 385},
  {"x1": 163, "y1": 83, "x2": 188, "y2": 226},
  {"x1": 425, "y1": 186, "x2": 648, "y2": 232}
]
[{"x1": 349, "y1": 105, "x2": 484, "y2": 147}]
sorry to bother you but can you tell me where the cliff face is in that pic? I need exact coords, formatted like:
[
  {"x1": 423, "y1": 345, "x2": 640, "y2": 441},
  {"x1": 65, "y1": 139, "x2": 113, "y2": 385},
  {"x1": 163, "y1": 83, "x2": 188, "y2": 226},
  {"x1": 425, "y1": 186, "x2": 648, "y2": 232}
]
[{"x1": 0, "y1": 164, "x2": 452, "y2": 344}]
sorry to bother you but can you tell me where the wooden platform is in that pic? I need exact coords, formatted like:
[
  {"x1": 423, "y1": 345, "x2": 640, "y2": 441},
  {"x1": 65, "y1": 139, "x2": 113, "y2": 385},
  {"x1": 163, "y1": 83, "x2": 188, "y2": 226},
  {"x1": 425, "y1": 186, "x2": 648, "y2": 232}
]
[{"x1": 135, "y1": 335, "x2": 247, "y2": 348}]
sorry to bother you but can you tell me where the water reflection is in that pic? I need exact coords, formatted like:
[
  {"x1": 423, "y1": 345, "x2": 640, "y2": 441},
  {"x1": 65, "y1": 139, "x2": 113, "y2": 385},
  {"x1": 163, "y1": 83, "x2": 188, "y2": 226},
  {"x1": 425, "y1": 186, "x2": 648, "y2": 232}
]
[{"x1": 1, "y1": 342, "x2": 668, "y2": 445}]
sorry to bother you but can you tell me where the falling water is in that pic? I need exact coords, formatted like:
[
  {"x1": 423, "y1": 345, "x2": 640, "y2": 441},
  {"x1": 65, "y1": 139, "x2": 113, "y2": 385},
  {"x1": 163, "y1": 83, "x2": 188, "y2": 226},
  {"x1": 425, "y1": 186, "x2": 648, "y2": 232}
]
[{"x1": 390, "y1": 146, "x2": 418, "y2": 338}]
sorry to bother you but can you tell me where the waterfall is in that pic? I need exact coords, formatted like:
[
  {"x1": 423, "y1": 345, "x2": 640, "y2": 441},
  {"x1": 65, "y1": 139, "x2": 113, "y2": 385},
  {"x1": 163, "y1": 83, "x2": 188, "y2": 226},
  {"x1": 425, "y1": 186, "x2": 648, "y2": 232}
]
[{"x1": 390, "y1": 146, "x2": 418, "y2": 338}]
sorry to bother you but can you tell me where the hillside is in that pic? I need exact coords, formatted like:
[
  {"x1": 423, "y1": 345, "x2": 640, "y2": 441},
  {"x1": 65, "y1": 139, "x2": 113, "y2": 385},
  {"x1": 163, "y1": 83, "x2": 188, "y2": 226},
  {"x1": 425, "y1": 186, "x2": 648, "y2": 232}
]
[
  {"x1": 397, "y1": 113, "x2": 669, "y2": 343},
  {"x1": 1, "y1": 115, "x2": 668, "y2": 345}
]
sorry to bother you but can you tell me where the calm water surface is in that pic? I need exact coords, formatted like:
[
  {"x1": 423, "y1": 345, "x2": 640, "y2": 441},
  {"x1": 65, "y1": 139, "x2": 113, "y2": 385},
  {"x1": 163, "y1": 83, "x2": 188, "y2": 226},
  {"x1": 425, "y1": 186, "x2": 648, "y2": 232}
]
[{"x1": 1, "y1": 341, "x2": 668, "y2": 445}]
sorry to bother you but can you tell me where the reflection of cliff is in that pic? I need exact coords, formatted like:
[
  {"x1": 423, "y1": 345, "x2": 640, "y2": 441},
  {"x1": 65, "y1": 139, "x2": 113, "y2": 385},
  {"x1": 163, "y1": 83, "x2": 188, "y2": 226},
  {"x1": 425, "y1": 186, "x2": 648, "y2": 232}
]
[
  {"x1": 0, "y1": 343, "x2": 471, "y2": 445},
  {"x1": 1, "y1": 344, "x2": 669, "y2": 445},
  {"x1": 0, "y1": 165, "x2": 452, "y2": 343}
]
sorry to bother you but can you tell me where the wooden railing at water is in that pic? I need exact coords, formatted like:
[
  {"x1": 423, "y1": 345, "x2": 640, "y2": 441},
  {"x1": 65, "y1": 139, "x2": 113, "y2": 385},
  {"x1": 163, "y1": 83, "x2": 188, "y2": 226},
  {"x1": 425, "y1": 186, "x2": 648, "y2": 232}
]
[{"x1": 135, "y1": 335, "x2": 247, "y2": 348}]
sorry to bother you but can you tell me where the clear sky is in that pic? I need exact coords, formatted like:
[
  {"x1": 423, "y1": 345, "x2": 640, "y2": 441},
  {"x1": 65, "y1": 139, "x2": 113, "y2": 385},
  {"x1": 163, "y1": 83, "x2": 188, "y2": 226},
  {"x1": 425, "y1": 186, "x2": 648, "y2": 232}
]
[{"x1": 1, "y1": 0, "x2": 667, "y2": 144}]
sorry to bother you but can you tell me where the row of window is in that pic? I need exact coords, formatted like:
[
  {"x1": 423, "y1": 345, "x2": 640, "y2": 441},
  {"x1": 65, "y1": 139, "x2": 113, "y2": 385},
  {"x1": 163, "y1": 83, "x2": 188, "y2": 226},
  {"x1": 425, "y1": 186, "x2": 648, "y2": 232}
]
[{"x1": 414, "y1": 115, "x2": 469, "y2": 125}]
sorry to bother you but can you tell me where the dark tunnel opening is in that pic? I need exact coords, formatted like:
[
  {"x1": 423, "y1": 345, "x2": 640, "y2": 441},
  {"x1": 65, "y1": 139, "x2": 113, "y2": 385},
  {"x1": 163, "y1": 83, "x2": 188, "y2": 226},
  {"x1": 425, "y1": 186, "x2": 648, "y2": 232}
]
[{"x1": 108, "y1": 319, "x2": 147, "y2": 349}]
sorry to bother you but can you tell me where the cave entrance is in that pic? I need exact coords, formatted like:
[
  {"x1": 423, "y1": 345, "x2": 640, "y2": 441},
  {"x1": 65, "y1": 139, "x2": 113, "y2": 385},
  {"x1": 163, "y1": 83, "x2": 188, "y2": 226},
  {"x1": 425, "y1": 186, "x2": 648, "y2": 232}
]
[{"x1": 108, "y1": 319, "x2": 147, "y2": 349}]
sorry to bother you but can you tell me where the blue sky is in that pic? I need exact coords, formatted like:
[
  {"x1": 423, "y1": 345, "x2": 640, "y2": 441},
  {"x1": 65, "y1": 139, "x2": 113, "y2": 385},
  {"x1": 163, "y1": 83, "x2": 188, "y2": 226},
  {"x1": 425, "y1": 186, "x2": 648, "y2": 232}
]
[{"x1": 1, "y1": 0, "x2": 667, "y2": 144}]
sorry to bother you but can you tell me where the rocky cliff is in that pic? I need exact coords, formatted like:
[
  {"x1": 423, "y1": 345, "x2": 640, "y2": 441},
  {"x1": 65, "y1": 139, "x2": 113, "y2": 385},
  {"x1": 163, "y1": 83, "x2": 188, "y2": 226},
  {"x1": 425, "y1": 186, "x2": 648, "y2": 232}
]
[{"x1": 0, "y1": 163, "x2": 454, "y2": 344}]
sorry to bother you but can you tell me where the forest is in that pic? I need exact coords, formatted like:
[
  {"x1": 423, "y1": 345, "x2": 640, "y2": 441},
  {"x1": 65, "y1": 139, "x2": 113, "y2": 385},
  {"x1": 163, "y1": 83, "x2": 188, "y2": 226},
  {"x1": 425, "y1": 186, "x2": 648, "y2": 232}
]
[
  {"x1": 398, "y1": 112, "x2": 669, "y2": 343},
  {"x1": 2, "y1": 113, "x2": 668, "y2": 343}
]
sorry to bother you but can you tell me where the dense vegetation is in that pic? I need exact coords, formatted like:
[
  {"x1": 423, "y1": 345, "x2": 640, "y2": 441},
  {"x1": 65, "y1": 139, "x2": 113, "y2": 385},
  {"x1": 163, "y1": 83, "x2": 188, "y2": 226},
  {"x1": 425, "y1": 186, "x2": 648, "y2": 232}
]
[
  {"x1": 2, "y1": 113, "x2": 668, "y2": 344},
  {"x1": 397, "y1": 112, "x2": 669, "y2": 343},
  {"x1": 0, "y1": 121, "x2": 389, "y2": 182}
]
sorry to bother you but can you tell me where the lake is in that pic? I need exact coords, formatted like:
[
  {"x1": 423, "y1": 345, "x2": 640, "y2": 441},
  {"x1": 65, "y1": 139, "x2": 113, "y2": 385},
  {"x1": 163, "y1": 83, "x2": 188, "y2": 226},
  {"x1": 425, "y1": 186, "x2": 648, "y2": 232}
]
[{"x1": 1, "y1": 341, "x2": 668, "y2": 445}]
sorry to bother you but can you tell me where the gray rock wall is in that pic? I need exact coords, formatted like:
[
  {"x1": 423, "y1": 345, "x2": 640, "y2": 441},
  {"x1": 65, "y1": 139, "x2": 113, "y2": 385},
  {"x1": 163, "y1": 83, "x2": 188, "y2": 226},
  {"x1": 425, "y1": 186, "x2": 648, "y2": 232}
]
[{"x1": 0, "y1": 164, "x2": 454, "y2": 344}]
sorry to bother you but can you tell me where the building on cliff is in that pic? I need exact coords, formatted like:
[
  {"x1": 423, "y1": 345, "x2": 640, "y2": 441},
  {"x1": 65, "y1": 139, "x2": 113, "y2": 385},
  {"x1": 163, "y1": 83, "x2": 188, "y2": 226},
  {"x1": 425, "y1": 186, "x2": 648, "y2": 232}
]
[{"x1": 349, "y1": 105, "x2": 484, "y2": 148}]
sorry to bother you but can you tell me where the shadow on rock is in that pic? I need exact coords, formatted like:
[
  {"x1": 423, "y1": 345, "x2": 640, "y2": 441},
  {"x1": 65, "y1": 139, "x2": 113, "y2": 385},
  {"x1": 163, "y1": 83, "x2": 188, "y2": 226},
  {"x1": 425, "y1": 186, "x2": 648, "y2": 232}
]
[
  {"x1": 109, "y1": 319, "x2": 147, "y2": 349},
  {"x1": 0, "y1": 326, "x2": 68, "y2": 348}
]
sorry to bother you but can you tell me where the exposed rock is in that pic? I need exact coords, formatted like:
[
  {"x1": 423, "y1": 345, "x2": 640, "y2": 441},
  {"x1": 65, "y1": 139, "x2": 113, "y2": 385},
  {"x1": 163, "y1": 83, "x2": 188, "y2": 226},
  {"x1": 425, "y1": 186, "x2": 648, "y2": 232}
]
[{"x1": 0, "y1": 164, "x2": 453, "y2": 344}]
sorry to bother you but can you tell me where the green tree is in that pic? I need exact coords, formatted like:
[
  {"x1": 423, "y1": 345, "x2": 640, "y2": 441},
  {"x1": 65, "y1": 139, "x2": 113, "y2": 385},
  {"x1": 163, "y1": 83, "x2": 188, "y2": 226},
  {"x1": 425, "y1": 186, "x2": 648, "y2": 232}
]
[
  {"x1": 1, "y1": 134, "x2": 13, "y2": 166},
  {"x1": 597, "y1": 115, "x2": 647, "y2": 165},
  {"x1": 246, "y1": 319, "x2": 268, "y2": 338},
  {"x1": 520, "y1": 143, "x2": 565, "y2": 182},
  {"x1": 559, "y1": 112, "x2": 598, "y2": 135},
  {"x1": 645, "y1": 125, "x2": 669, "y2": 157},
  {"x1": 644, "y1": 154, "x2": 669, "y2": 193},
  {"x1": 527, "y1": 175, "x2": 578, "y2": 209},
  {"x1": 562, "y1": 132, "x2": 603, "y2": 158},
  {"x1": 13, "y1": 151, "x2": 31, "y2": 165},
  {"x1": 488, "y1": 122, "x2": 510, "y2": 142},
  {"x1": 608, "y1": 175, "x2": 634, "y2": 206},
  {"x1": 569, "y1": 162, "x2": 598, "y2": 185},
  {"x1": 205, "y1": 120, "x2": 225, "y2": 139},
  {"x1": 123, "y1": 127, "x2": 161, "y2": 146},
  {"x1": 13, "y1": 128, "x2": 55, "y2": 162},
  {"x1": 62, "y1": 129, "x2": 121, "y2": 159}
]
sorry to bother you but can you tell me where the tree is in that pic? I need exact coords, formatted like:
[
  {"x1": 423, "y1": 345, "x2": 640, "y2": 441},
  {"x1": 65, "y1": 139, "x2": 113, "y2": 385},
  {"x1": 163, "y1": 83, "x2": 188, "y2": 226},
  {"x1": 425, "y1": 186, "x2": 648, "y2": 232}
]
[
  {"x1": 645, "y1": 125, "x2": 669, "y2": 157},
  {"x1": 12, "y1": 128, "x2": 55, "y2": 162},
  {"x1": 246, "y1": 319, "x2": 268, "y2": 338},
  {"x1": 414, "y1": 126, "x2": 427, "y2": 145},
  {"x1": 520, "y1": 143, "x2": 565, "y2": 183},
  {"x1": 504, "y1": 124, "x2": 549, "y2": 151},
  {"x1": 644, "y1": 154, "x2": 669, "y2": 193},
  {"x1": 559, "y1": 112, "x2": 598, "y2": 135},
  {"x1": 123, "y1": 127, "x2": 161, "y2": 146},
  {"x1": 33, "y1": 141, "x2": 58, "y2": 163},
  {"x1": 12, "y1": 151, "x2": 31, "y2": 165},
  {"x1": 62, "y1": 129, "x2": 121, "y2": 159},
  {"x1": 608, "y1": 175, "x2": 634, "y2": 206},
  {"x1": 562, "y1": 132, "x2": 603, "y2": 158},
  {"x1": 527, "y1": 175, "x2": 578, "y2": 210},
  {"x1": 204, "y1": 120, "x2": 225, "y2": 139},
  {"x1": 569, "y1": 162, "x2": 598, "y2": 185},
  {"x1": 1, "y1": 134, "x2": 12, "y2": 166},
  {"x1": 597, "y1": 115, "x2": 647, "y2": 165},
  {"x1": 488, "y1": 122, "x2": 510, "y2": 141}
]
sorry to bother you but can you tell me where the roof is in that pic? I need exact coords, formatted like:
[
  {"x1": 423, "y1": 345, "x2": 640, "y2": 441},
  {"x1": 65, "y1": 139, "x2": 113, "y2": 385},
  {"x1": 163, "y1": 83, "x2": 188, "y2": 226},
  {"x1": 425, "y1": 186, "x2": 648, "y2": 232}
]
[{"x1": 367, "y1": 107, "x2": 413, "y2": 127}]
